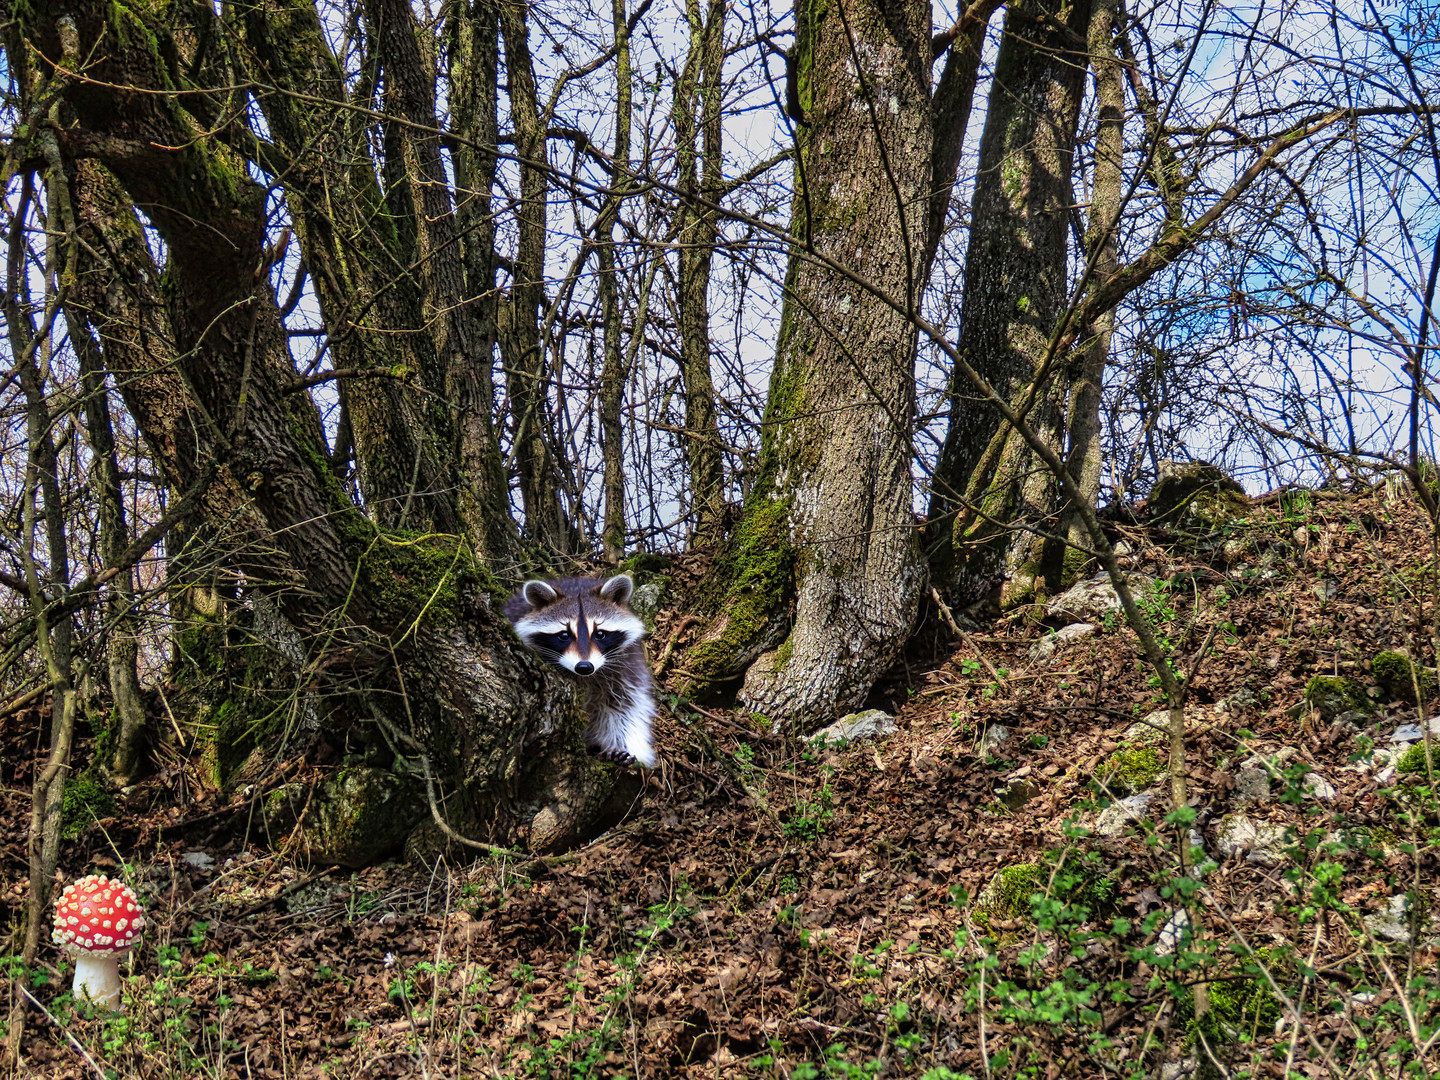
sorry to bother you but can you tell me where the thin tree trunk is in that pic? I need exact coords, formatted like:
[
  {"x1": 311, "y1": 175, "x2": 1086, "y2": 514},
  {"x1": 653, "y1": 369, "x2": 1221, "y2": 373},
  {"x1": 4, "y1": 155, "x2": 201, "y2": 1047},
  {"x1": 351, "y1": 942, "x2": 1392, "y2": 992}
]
[
  {"x1": 70, "y1": 316, "x2": 149, "y2": 781},
  {"x1": 597, "y1": 0, "x2": 635, "y2": 564},
  {"x1": 1047, "y1": 0, "x2": 1125, "y2": 588},
  {"x1": 498, "y1": 0, "x2": 578, "y2": 554},
  {"x1": 673, "y1": 0, "x2": 727, "y2": 545}
]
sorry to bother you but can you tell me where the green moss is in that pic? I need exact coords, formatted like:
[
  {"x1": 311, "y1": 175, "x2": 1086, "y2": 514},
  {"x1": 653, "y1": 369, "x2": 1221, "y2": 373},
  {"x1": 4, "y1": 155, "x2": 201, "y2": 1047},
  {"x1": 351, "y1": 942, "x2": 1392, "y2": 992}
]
[
  {"x1": 1303, "y1": 675, "x2": 1373, "y2": 720},
  {"x1": 334, "y1": 515, "x2": 497, "y2": 632},
  {"x1": 1397, "y1": 742, "x2": 1438, "y2": 774},
  {"x1": 971, "y1": 854, "x2": 1117, "y2": 933},
  {"x1": 684, "y1": 498, "x2": 795, "y2": 683},
  {"x1": 1101, "y1": 745, "x2": 1165, "y2": 794},
  {"x1": 973, "y1": 863, "x2": 1046, "y2": 929},
  {"x1": 1200, "y1": 947, "x2": 1288, "y2": 1045},
  {"x1": 769, "y1": 637, "x2": 795, "y2": 674},
  {"x1": 1373, "y1": 650, "x2": 1436, "y2": 701},
  {"x1": 62, "y1": 778, "x2": 119, "y2": 839},
  {"x1": 618, "y1": 552, "x2": 674, "y2": 578}
]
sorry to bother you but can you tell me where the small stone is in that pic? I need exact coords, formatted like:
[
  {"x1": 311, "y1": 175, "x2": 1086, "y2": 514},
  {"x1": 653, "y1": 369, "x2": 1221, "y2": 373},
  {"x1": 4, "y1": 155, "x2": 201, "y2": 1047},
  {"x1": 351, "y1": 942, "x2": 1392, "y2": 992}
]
[
  {"x1": 1303, "y1": 773, "x2": 1336, "y2": 801},
  {"x1": 996, "y1": 779, "x2": 1040, "y2": 809},
  {"x1": 977, "y1": 724, "x2": 1011, "y2": 756},
  {"x1": 1219, "y1": 688, "x2": 1259, "y2": 714},
  {"x1": 1390, "y1": 719, "x2": 1440, "y2": 744},
  {"x1": 1028, "y1": 622, "x2": 1098, "y2": 664},
  {"x1": 811, "y1": 709, "x2": 897, "y2": 746},
  {"x1": 1232, "y1": 766, "x2": 1270, "y2": 804},
  {"x1": 1364, "y1": 895, "x2": 1423, "y2": 944},
  {"x1": 629, "y1": 582, "x2": 665, "y2": 625},
  {"x1": 1214, "y1": 814, "x2": 1289, "y2": 865},
  {"x1": 1154, "y1": 909, "x2": 1191, "y2": 956},
  {"x1": 1094, "y1": 792, "x2": 1154, "y2": 838}
]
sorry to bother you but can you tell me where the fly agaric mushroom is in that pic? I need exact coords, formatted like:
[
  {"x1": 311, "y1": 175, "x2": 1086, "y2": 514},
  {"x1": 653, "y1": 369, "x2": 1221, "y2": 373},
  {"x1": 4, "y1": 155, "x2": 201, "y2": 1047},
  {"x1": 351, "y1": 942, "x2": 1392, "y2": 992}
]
[{"x1": 52, "y1": 874, "x2": 145, "y2": 1009}]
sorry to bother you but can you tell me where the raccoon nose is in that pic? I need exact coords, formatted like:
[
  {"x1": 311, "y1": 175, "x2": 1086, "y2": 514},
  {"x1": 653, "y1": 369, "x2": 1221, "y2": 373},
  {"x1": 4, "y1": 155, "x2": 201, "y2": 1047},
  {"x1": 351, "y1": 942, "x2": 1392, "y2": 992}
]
[{"x1": 574, "y1": 661, "x2": 595, "y2": 676}]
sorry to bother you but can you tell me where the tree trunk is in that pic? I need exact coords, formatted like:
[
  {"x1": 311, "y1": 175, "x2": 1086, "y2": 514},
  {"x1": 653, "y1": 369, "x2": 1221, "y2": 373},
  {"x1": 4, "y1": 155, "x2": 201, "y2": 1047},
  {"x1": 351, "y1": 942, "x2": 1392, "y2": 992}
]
[
  {"x1": 682, "y1": 0, "x2": 933, "y2": 726},
  {"x1": 673, "y1": 0, "x2": 727, "y2": 545},
  {"x1": 597, "y1": 0, "x2": 636, "y2": 564},
  {"x1": 68, "y1": 313, "x2": 149, "y2": 782},
  {"x1": 498, "y1": 0, "x2": 579, "y2": 554},
  {"x1": 925, "y1": 0, "x2": 1091, "y2": 610},
  {"x1": 1045, "y1": 0, "x2": 1125, "y2": 588},
  {"x1": 10, "y1": 0, "x2": 624, "y2": 860}
]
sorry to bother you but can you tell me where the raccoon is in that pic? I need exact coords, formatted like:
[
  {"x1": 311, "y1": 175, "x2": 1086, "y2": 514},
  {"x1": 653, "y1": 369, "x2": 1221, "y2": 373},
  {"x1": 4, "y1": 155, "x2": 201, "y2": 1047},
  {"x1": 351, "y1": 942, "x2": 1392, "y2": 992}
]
[{"x1": 502, "y1": 573, "x2": 657, "y2": 767}]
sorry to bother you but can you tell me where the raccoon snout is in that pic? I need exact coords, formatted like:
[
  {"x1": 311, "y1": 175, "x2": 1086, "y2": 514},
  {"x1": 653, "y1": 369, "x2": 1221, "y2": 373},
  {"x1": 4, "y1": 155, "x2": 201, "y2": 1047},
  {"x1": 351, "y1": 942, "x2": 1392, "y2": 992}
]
[{"x1": 574, "y1": 660, "x2": 595, "y2": 676}]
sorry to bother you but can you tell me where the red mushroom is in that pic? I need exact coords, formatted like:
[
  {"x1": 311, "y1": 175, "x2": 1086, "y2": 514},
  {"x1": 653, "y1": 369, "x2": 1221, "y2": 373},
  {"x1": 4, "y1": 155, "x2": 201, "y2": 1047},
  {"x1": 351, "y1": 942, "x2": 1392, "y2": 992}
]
[{"x1": 52, "y1": 874, "x2": 145, "y2": 1009}]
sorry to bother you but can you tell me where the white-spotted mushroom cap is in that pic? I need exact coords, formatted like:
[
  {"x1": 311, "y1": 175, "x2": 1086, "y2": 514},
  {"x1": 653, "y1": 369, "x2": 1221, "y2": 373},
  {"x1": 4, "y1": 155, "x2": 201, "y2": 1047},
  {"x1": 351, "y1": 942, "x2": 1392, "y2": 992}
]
[{"x1": 52, "y1": 874, "x2": 145, "y2": 958}]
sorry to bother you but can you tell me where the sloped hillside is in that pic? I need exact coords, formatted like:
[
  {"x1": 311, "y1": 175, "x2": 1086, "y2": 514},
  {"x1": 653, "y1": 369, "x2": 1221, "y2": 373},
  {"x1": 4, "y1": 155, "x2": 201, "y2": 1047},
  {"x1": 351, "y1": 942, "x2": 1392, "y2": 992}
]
[{"x1": 4, "y1": 480, "x2": 1439, "y2": 1079}]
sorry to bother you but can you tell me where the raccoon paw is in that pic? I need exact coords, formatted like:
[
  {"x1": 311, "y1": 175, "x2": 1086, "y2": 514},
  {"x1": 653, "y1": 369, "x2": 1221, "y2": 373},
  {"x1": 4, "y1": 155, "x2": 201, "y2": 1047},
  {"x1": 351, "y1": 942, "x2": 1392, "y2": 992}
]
[{"x1": 590, "y1": 746, "x2": 638, "y2": 767}]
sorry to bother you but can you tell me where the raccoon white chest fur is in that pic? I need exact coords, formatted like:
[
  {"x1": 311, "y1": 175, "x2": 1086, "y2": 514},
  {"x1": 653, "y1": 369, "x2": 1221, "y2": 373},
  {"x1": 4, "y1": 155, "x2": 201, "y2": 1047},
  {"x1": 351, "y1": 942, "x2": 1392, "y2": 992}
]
[{"x1": 502, "y1": 573, "x2": 657, "y2": 768}]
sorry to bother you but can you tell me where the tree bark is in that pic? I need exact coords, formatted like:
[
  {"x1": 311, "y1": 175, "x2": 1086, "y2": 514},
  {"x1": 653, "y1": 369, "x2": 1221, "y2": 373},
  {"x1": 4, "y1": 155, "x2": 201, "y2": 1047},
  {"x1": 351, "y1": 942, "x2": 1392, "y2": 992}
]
[
  {"x1": 497, "y1": 0, "x2": 579, "y2": 554},
  {"x1": 673, "y1": 0, "x2": 728, "y2": 545},
  {"x1": 682, "y1": 0, "x2": 933, "y2": 726},
  {"x1": 925, "y1": 0, "x2": 1092, "y2": 610}
]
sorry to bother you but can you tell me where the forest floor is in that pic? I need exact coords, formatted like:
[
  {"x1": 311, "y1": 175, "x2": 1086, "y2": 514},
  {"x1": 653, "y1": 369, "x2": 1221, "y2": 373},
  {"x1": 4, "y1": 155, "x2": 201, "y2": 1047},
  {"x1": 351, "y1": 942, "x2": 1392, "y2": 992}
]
[{"x1": 4, "y1": 482, "x2": 1440, "y2": 1079}]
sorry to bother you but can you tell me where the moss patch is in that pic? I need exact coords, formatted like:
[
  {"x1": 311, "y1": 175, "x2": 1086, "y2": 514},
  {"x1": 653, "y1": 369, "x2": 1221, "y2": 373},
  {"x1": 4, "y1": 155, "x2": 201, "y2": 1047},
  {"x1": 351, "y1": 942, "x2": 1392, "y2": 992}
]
[
  {"x1": 1100, "y1": 744, "x2": 1165, "y2": 795},
  {"x1": 1373, "y1": 650, "x2": 1436, "y2": 702},
  {"x1": 62, "y1": 777, "x2": 118, "y2": 839},
  {"x1": 684, "y1": 498, "x2": 795, "y2": 684},
  {"x1": 334, "y1": 516, "x2": 498, "y2": 633},
  {"x1": 1304, "y1": 675, "x2": 1373, "y2": 720}
]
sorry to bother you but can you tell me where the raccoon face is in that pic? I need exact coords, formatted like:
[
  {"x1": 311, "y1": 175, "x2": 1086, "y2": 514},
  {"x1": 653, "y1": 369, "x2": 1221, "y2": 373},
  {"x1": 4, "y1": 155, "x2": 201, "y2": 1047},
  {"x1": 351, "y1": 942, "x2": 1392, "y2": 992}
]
[{"x1": 511, "y1": 574, "x2": 646, "y2": 677}]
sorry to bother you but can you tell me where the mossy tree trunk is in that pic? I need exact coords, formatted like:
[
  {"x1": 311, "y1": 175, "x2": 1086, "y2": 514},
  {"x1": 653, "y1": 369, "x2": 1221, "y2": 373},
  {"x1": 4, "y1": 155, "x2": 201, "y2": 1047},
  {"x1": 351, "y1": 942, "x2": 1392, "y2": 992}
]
[
  {"x1": 676, "y1": 0, "x2": 1002, "y2": 724},
  {"x1": 6, "y1": 0, "x2": 622, "y2": 858},
  {"x1": 925, "y1": 0, "x2": 1092, "y2": 611},
  {"x1": 682, "y1": 0, "x2": 935, "y2": 725}
]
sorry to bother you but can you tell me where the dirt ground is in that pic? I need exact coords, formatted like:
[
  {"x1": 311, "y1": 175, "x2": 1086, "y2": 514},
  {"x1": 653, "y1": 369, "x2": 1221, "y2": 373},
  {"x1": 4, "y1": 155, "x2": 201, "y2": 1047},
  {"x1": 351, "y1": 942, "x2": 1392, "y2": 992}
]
[{"x1": 4, "y1": 484, "x2": 1439, "y2": 1078}]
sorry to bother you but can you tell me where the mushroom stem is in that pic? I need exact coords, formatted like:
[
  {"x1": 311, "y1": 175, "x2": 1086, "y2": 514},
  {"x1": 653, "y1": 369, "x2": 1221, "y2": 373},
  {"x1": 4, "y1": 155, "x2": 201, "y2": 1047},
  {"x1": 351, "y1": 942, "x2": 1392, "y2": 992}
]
[{"x1": 72, "y1": 953, "x2": 123, "y2": 1010}]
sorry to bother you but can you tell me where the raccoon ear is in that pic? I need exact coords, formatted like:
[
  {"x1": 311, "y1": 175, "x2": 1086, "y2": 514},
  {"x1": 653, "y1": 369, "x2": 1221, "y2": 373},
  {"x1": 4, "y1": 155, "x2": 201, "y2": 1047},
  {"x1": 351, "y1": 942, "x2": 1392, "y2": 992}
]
[
  {"x1": 599, "y1": 573, "x2": 634, "y2": 605},
  {"x1": 522, "y1": 579, "x2": 560, "y2": 609}
]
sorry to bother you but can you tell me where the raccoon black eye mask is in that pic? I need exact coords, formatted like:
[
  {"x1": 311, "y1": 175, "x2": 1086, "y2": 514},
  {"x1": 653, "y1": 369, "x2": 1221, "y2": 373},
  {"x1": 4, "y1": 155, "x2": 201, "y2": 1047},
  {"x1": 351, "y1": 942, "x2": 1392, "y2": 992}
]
[{"x1": 502, "y1": 573, "x2": 657, "y2": 767}]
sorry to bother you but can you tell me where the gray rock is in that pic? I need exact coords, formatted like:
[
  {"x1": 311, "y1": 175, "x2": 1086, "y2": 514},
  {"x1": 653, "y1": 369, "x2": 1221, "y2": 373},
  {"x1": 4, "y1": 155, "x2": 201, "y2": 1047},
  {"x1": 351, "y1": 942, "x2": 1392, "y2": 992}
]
[
  {"x1": 996, "y1": 778, "x2": 1041, "y2": 809},
  {"x1": 1304, "y1": 773, "x2": 1336, "y2": 801},
  {"x1": 1094, "y1": 792, "x2": 1155, "y2": 837},
  {"x1": 812, "y1": 709, "x2": 897, "y2": 746},
  {"x1": 1232, "y1": 766, "x2": 1271, "y2": 804},
  {"x1": 1028, "y1": 622, "x2": 1098, "y2": 664},
  {"x1": 1046, "y1": 573, "x2": 1156, "y2": 624},
  {"x1": 1364, "y1": 894, "x2": 1424, "y2": 944},
  {"x1": 1154, "y1": 909, "x2": 1191, "y2": 956},
  {"x1": 1214, "y1": 814, "x2": 1289, "y2": 865},
  {"x1": 1219, "y1": 688, "x2": 1259, "y2": 714},
  {"x1": 1125, "y1": 708, "x2": 1181, "y2": 741},
  {"x1": 1390, "y1": 718, "x2": 1440, "y2": 744},
  {"x1": 977, "y1": 724, "x2": 1011, "y2": 756},
  {"x1": 629, "y1": 581, "x2": 666, "y2": 625}
]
